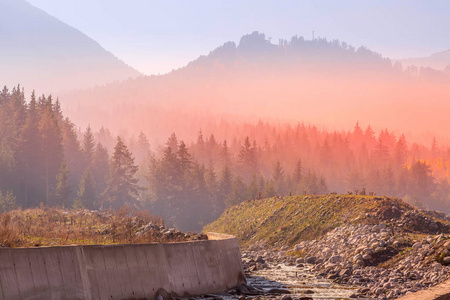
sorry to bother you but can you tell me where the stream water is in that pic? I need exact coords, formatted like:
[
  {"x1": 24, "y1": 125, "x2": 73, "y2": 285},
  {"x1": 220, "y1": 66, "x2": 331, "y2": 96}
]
[{"x1": 247, "y1": 263, "x2": 360, "y2": 299}]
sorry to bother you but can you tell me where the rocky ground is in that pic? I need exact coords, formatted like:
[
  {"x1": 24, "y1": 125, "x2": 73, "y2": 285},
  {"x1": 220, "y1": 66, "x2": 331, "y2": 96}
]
[{"x1": 242, "y1": 213, "x2": 450, "y2": 299}]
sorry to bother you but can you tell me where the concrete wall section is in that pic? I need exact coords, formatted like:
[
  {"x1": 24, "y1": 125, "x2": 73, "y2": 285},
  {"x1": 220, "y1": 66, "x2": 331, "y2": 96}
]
[{"x1": 0, "y1": 233, "x2": 245, "y2": 300}]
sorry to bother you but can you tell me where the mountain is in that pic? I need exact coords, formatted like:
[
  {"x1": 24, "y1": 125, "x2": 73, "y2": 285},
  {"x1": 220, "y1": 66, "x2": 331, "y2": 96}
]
[
  {"x1": 0, "y1": 0, "x2": 141, "y2": 93},
  {"x1": 61, "y1": 31, "x2": 450, "y2": 142},
  {"x1": 396, "y1": 49, "x2": 450, "y2": 70}
]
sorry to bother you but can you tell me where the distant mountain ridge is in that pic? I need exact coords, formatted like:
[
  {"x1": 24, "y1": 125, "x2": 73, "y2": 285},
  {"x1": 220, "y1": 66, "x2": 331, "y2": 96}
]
[
  {"x1": 61, "y1": 31, "x2": 450, "y2": 141},
  {"x1": 0, "y1": 0, "x2": 141, "y2": 93},
  {"x1": 396, "y1": 49, "x2": 450, "y2": 70}
]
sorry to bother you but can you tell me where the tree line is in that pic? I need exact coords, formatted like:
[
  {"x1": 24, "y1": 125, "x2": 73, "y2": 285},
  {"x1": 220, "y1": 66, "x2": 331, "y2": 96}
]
[{"x1": 1, "y1": 85, "x2": 450, "y2": 232}]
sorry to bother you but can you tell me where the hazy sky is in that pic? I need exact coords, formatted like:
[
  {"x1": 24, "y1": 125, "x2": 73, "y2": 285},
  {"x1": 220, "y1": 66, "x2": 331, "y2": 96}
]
[{"x1": 27, "y1": 0, "x2": 450, "y2": 75}]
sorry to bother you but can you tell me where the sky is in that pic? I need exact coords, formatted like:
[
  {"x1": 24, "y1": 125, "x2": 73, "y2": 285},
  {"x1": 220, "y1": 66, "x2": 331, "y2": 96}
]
[{"x1": 26, "y1": 0, "x2": 450, "y2": 75}]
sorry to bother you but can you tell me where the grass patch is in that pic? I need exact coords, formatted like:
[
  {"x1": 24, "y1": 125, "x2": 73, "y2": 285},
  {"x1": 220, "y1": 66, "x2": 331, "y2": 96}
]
[
  {"x1": 0, "y1": 206, "x2": 204, "y2": 247},
  {"x1": 204, "y1": 194, "x2": 424, "y2": 248}
]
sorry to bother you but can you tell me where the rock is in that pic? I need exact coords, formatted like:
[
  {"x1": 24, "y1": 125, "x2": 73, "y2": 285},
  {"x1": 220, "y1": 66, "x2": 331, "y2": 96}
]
[
  {"x1": 322, "y1": 247, "x2": 333, "y2": 256},
  {"x1": 294, "y1": 244, "x2": 303, "y2": 252},
  {"x1": 249, "y1": 265, "x2": 257, "y2": 272},
  {"x1": 304, "y1": 290, "x2": 315, "y2": 294},
  {"x1": 431, "y1": 262, "x2": 442, "y2": 268},
  {"x1": 155, "y1": 295, "x2": 163, "y2": 300},
  {"x1": 412, "y1": 242, "x2": 422, "y2": 251},
  {"x1": 267, "y1": 288, "x2": 291, "y2": 294},
  {"x1": 281, "y1": 295, "x2": 292, "y2": 300},
  {"x1": 353, "y1": 254, "x2": 362, "y2": 262},
  {"x1": 329, "y1": 255, "x2": 342, "y2": 263},
  {"x1": 339, "y1": 268, "x2": 352, "y2": 276},
  {"x1": 327, "y1": 273, "x2": 338, "y2": 280},
  {"x1": 238, "y1": 284, "x2": 250, "y2": 295},
  {"x1": 362, "y1": 254, "x2": 372, "y2": 260},
  {"x1": 444, "y1": 241, "x2": 450, "y2": 250},
  {"x1": 305, "y1": 256, "x2": 316, "y2": 264},
  {"x1": 296, "y1": 258, "x2": 305, "y2": 264},
  {"x1": 299, "y1": 297, "x2": 313, "y2": 300},
  {"x1": 443, "y1": 257, "x2": 450, "y2": 265}
]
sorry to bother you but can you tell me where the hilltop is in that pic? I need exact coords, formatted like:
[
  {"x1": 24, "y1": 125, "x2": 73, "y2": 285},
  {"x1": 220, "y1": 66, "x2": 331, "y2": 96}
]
[
  {"x1": 396, "y1": 49, "x2": 450, "y2": 70},
  {"x1": 204, "y1": 195, "x2": 450, "y2": 248},
  {"x1": 62, "y1": 31, "x2": 450, "y2": 142},
  {"x1": 0, "y1": 0, "x2": 141, "y2": 93}
]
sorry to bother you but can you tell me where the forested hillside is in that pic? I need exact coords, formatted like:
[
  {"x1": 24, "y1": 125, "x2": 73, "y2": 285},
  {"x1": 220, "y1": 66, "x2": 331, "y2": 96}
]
[
  {"x1": 1, "y1": 85, "x2": 450, "y2": 232},
  {"x1": 63, "y1": 32, "x2": 450, "y2": 141}
]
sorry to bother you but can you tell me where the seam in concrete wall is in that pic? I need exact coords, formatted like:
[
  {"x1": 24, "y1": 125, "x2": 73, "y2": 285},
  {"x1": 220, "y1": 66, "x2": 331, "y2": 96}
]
[{"x1": 0, "y1": 233, "x2": 245, "y2": 300}]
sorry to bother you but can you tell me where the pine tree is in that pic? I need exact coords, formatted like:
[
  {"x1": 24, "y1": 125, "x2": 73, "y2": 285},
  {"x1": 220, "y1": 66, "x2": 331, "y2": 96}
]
[
  {"x1": 218, "y1": 164, "x2": 232, "y2": 205},
  {"x1": 76, "y1": 168, "x2": 96, "y2": 209},
  {"x1": 226, "y1": 176, "x2": 247, "y2": 207},
  {"x1": 61, "y1": 118, "x2": 83, "y2": 201},
  {"x1": 19, "y1": 91, "x2": 41, "y2": 207},
  {"x1": 220, "y1": 140, "x2": 231, "y2": 167},
  {"x1": 92, "y1": 142, "x2": 109, "y2": 200},
  {"x1": 205, "y1": 161, "x2": 221, "y2": 214},
  {"x1": 38, "y1": 97, "x2": 63, "y2": 204},
  {"x1": 53, "y1": 161, "x2": 71, "y2": 207},
  {"x1": 82, "y1": 125, "x2": 95, "y2": 167},
  {"x1": 272, "y1": 160, "x2": 286, "y2": 195},
  {"x1": 238, "y1": 136, "x2": 258, "y2": 179},
  {"x1": 136, "y1": 131, "x2": 150, "y2": 162},
  {"x1": 103, "y1": 137, "x2": 140, "y2": 209}
]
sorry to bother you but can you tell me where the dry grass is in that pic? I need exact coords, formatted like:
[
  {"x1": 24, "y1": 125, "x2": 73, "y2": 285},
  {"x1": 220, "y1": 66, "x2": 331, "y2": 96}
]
[{"x1": 0, "y1": 207, "x2": 206, "y2": 248}]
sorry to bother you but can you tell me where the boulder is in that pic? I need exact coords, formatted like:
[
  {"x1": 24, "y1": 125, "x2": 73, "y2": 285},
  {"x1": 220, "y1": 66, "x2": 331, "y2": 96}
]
[
  {"x1": 329, "y1": 255, "x2": 342, "y2": 263},
  {"x1": 305, "y1": 256, "x2": 316, "y2": 264},
  {"x1": 444, "y1": 241, "x2": 450, "y2": 250},
  {"x1": 412, "y1": 242, "x2": 422, "y2": 251},
  {"x1": 443, "y1": 256, "x2": 450, "y2": 265}
]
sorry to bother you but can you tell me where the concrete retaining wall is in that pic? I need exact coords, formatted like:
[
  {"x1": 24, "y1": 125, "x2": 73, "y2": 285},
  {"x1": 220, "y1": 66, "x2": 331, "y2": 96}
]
[{"x1": 0, "y1": 233, "x2": 245, "y2": 300}]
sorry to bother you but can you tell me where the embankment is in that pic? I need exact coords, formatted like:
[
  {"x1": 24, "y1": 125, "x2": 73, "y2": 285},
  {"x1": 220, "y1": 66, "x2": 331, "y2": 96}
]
[{"x1": 0, "y1": 232, "x2": 245, "y2": 300}]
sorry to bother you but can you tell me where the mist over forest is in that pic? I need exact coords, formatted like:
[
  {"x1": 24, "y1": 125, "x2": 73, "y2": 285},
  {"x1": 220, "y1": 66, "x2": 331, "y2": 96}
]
[
  {"x1": 2, "y1": 1, "x2": 450, "y2": 232},
  {"x1": 1, "y1": 85, "x2": 450, "y2": 231}
]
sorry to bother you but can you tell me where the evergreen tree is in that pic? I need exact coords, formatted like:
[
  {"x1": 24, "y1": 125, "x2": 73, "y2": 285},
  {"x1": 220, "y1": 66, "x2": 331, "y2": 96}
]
[
  {"x1": 61, "y1": 118, "x2": 84, "y2": 200},
  {"x1": 292, "y1": 159, "x2": 303, "y2": 192},
  {"x1": 92, "y1": 143, "x2": 109, "y2": 200},
  {"x1": 220, "y1": 140, "x2": 231, "y2": 166},
  {"x1": 76, "y1": 168, "x2": 96, "y2": 209},
  {"x1": 136, "y1": 131, "x2": 150, "y2": 162},
  {"x1": 38, "y1": 97, "x2": 63, "y2": 204},
  {"x1": 272, "y1": 160, "x2": 286, "y2": 195},
  {"x1": 226, "y1": 176, "x2": 247, "y2": 207},
  {"x1": 103, "y1": 137, "x2": 140, "y2": 209},
  {"x1": 82, "y1": 125, "x2": 95, "y2": 166},
  {"x1": 53, "y1": 161, "x2": 71, "y2": 207},
  {"x1": 19, "y1": 91, "x2": 40, "y2": 207},
  {"x1": 205, "y1": 161, "x2": 221, "y2": 214},
  {"x1": 238, "y1": 136, "x2": 258, "y2": 180},
  {"x1": 218, "y1": 164, "x2": 232, "y2": 205}
]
